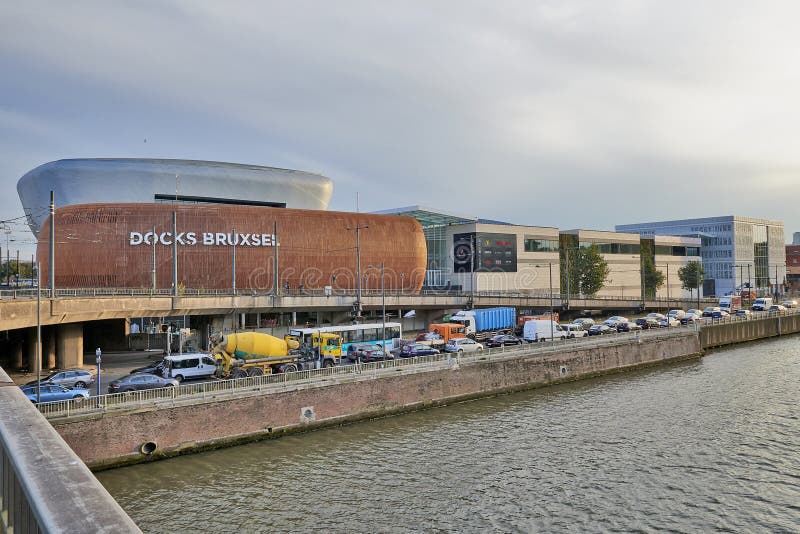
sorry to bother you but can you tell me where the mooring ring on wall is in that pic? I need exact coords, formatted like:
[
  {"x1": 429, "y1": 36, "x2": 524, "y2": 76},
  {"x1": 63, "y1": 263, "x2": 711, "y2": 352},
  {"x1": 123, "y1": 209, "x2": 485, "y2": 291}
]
[{"x1": 140, "y1": 441, "x2": 158, "y2": 455}]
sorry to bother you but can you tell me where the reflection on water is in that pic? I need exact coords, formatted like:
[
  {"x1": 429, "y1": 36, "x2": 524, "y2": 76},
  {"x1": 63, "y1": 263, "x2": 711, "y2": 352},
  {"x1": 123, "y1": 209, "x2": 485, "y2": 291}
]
[{"x1": 98, "y1": 337, "x2": 800, "y2": 533}]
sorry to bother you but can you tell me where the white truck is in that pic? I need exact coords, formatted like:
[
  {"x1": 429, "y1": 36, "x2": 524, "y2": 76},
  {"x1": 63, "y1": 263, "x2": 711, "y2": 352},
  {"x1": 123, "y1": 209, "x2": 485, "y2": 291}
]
[
  {"x1": 752, "y1": 297, "x2": 773, "y2": 311},
  {"x1": 523, "y1": 320, "x2": 567, "y2": 342}
]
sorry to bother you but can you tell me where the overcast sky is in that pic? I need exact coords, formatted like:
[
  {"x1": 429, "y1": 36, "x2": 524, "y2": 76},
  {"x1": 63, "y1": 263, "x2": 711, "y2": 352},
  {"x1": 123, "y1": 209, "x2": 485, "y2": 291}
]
[{"x1": 2, "y1": 1, "x2": 799, "y2": 257}]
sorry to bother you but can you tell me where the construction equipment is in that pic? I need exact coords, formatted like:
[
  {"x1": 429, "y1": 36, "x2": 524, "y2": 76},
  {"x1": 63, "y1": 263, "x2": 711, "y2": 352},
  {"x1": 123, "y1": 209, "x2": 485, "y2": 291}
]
[{"x1": 210, "y1": 331, "x2": 342, "y2": 379}]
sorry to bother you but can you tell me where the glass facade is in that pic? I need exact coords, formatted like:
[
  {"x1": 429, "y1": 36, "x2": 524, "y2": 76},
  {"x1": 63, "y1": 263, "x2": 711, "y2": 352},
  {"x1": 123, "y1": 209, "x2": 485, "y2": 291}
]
[
  {"x1": 524, "y1": 238, "x2": 559, "y2": 252},
  {"x1": 753, "y1": 224, "x2": 769, "y2": 288},
  {"x1": 579, "y1": 242, "x2": 640, "y2": 254}
]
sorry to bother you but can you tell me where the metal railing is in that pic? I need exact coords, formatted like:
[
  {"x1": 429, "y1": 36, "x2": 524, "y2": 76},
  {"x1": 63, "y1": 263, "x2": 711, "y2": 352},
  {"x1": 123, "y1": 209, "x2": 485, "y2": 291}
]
[
  {"x1": 0, "y1": 368, "x2": 139, "y2": 532},
  {"x1": 37, "y1": 327, "x2": 697, "y2": 420}
]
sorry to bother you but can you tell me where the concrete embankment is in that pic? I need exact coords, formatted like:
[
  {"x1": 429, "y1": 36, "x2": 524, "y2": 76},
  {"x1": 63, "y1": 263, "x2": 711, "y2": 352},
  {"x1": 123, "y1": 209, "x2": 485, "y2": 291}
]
[
  {"x1": 700, "y1": 313, "x2": 800, "y2": 348},
  {"x1": 52, "y1": 332, "x2": 702, "y2": 470}
]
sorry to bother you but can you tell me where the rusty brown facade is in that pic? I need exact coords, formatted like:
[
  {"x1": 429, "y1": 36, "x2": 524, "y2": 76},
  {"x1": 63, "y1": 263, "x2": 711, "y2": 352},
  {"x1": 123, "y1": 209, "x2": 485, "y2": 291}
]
[{"x1": 37, "y1": 204, "x2": 427, "y2": 291}]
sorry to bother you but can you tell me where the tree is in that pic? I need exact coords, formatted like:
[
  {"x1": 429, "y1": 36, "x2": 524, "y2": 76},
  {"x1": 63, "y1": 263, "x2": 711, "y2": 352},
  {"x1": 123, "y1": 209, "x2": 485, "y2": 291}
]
[
  {"x1": 640, "y1": 240, "x2": 665, "y2": 299},
  {"x1": 562, "y1": 244, "x2": 610, "y2": 297},
  {"x1": 678, "y1": 261, "x2": 704, "y2": 298}
]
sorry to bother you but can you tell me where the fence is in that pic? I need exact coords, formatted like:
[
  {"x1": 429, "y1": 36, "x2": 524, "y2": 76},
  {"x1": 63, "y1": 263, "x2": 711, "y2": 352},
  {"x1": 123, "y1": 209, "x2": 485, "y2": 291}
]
[
  {"x1": 37, "y1": 327, "x2": 697, "y2": 420},
  {"x1": 0, "y1": 368, "x2": 139, "y2": 532}
]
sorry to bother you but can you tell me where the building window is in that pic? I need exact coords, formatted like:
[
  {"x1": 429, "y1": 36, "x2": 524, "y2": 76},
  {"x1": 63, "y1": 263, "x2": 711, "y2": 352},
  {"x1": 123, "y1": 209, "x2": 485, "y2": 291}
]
[
  {"x1": 580, "y1": 242, "x2": 640, "y2": 254},
  {"x1": 524, "y1": 238, "x2": 558, "y2": 252}
]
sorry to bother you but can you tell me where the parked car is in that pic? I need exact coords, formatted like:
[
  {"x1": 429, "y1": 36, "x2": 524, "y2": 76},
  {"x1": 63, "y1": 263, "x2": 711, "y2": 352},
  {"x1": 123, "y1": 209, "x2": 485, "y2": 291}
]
[
  {"x1": 768, "y1": 304, "x2": 787, "y2": 313},
  {"x1": 25, "y1": 369, "x2": 95, "y2": 389},
  {"x1": 711, "y1": 310, "x2": 730, "y2": 319},
  {"x1": 588, "y1": 324, "x2": 615, "y2": 336},
  {"x1": 485, "y1": 334, "x2": 524, "y2": 348},
  {"x1": 702, "y1": 306, "x2": 721, "y2": 317},
  {"x1": 616, "y1": 321, "x2": 642, "y2": 332},
  {"x1": 680, "y1": 312, "x2": 702, "y2": 325},
  {"x1": 635, "y1": 317, "x2": 661, "y2": 329},
  {"x1": 734, "y1": 309, "x2": 753, "y2": 318},
  {"x1": 646, "y1": 313, "x2": 666, "y2": 320},
  {"x1": 685, "y1": 309, "x2": 701, "y2": 317},
  {"x1": 347, "y1": 343, "x2": 393, "y2": 363},
  {"x1": 667, "y1": 309, "x2": 686, "y2": 320},
  {"x1": 443, "y1": 338, "x2": 484, "y2": 353},
  {"x1": 108, "y1": 373, "x2": 179, "y2": 393},
  {"x1": 391, "y1": 344, "x2": 440, "y2": 358},
  {"x1": 415, "y1": 332, "x2": 444, "y2": 343},
  {"x1": 572, "y1": 318, "x2": 595, "y2": 329},
  {"x1": 20, "y1": 384, "x2": 90, "y2": 403},
  {"x1": 659, "y1": 317, "x2": 681, "y2": 327},
  {"x1": 130, "y1": 359, "x2": 165, "y2": 375},
  {"x1": 560, "y1": 324, "x2": 588, "y2": 338},
  {"x1": 162, "y1": 353, "x2": 218, "y2": 382},
  {"x1": 780, "y1": 300, "x2": 798, "y2": 309},
  {"x1": 603, "y1": 316, "x2": 629, "y2": 327}
]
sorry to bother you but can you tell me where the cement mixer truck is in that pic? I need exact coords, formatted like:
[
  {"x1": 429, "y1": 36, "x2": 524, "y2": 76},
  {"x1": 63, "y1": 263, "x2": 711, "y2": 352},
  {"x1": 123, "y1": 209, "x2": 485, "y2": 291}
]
[{"x1": 210, "y1": 331, "x2": 343, "y2": 379}]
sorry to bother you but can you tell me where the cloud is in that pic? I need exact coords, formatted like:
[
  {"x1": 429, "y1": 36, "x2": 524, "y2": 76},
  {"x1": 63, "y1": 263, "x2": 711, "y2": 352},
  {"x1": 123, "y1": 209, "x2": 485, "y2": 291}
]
[{"x1": 1, "y1": 0, "x2": 799, "y2": 252}]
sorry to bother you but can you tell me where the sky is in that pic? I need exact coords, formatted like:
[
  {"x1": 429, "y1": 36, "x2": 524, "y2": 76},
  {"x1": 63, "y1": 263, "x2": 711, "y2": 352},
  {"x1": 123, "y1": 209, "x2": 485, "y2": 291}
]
[{"x1": 2, "y1": 0, "x2": 800, "y2": 258}]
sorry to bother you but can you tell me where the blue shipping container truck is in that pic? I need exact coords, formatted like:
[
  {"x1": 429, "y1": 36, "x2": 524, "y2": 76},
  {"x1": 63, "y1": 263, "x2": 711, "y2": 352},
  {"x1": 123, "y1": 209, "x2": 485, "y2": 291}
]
[{"x1": 449, "y1": 307, "x2": 515, "y2": 341}]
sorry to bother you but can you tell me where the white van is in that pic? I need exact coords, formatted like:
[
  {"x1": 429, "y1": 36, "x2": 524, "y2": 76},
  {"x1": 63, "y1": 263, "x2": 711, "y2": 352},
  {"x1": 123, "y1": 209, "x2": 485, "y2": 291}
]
[
  {"x1": 523, "y1": 320, "x2": 567, "y2": 342},
  {"x1": 560, "y1": 324, "x2": 588, "y2": 338},
  {"x1": 752, "y1": 297, "x2": 773, "y2": 311},
  {"x1": 162, "y1": 353, "x2": 218, "y2": 382}
]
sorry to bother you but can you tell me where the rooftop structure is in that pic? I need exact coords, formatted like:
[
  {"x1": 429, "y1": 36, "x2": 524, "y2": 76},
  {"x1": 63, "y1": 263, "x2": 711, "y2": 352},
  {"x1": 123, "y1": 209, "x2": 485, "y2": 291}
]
[{"x1": 17, "y1": 158, "x2": 333, "y2": 236}]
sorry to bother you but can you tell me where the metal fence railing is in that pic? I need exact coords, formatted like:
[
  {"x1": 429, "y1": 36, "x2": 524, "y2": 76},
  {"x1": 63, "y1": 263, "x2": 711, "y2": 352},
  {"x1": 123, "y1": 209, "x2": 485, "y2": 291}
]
[
  {"x1": 37, "y1": 327, "x2": 698, "y2": 420},
  {"x1": 0, "y1": 368, "x2": 139, "y2": 532},
  {"x1": 0, "y1": 285, "x2": 723, "y2": 306}
]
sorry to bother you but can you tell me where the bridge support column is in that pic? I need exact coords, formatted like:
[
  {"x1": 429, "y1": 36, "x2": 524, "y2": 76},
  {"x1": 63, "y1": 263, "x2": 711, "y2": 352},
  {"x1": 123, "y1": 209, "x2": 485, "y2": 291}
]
[
  {"x1": 26, "y1": 328, "x2": 38, "y2": 373},
  {"x1": 12, "y1": 340, "x2": 23, "y2": 370},
  {"x1": 56, "y1": 323, "x2": 83, "y2": 369},
  {"x1": 44, "y1": 326, "x2": 56, "y2": 369}
]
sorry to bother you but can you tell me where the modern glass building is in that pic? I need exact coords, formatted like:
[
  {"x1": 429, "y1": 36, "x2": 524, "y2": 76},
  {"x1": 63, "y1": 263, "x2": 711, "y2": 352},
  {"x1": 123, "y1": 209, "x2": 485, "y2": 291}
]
[{"x1": 616, "y1": 216, "x2": 786, "y2": 297}]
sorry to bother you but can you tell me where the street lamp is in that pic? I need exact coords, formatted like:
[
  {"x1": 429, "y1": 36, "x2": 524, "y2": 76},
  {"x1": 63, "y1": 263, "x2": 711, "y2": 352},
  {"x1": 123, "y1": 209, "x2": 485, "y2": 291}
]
[
  {"x1": 95, "y1": 348, "x2": 102, "y2": 398},
  {"x1": 536, "y1": 263, "x2": 555, "y2": 340},
  {"x1": 346, "y1": 224, "x2": 368, "y2": 320},
  {"x1": 369, "y1": 261, "x2": 386, "y2": 349}
]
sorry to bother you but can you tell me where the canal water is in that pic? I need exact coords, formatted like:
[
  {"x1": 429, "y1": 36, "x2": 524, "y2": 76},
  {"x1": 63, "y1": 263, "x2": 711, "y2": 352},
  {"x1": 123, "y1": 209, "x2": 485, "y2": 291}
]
[{"x1": 97, "y1": 336, "x2": 800, "y2": 533}]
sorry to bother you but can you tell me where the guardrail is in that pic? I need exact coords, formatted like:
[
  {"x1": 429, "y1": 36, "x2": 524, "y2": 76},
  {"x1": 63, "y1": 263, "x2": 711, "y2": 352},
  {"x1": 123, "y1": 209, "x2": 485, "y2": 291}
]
[
  {"x1": 0, "y1": 285, "x2": 722, "y2": 306},
  {"x1": 0, "y1": 368, "x2": 139, "y2": 532},
  {"x1": 36, "y1": 327, "x2": 697, "y2": 420}
]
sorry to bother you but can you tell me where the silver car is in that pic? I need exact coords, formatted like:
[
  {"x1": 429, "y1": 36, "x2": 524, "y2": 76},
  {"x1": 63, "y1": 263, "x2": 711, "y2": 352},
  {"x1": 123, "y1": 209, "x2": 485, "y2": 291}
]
[
  {"x1": 26, "y1": 369, "x2": 95, "y2": 389},
  {"x1": 443, "y1": 338, "x2": 484, "y2": 353}
]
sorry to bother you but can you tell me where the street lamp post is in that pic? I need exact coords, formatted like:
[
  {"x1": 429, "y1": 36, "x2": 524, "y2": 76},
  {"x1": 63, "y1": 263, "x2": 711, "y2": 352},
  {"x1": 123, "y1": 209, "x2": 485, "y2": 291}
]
[
  {"x1": 536, "y1": 263, "x2": 555, "y2": 340},
  {"x1": 369, "y1": 262, "x2": 386, "y2": 348},
  {"x1": 95, "y1": 348, "x2": 102, "y2": 398},
  {"x1": 346, "y1": 224, "x2": 368, "y2": 321}
]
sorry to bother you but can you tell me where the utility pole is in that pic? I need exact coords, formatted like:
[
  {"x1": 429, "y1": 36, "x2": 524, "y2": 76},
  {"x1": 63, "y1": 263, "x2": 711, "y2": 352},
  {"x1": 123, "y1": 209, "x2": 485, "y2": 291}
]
[
  {"x1": 232, "y1": 226, "x2": 237, "y2": 294},
  {"x1": 172, "y1": 211, "x2": 178, "y2": 296},
  {"x1": 273, "y1": 221, "x2": 279, "y2": 296},
  {"x1": 151, "y1": 225, "x2": 157, "y2": 292},
  {"x1": 346, "y1": 223, "x2": 368, "y2": 321},
  {"x1": 49, "y1": 191, "x2": 55, "y2": 298}
]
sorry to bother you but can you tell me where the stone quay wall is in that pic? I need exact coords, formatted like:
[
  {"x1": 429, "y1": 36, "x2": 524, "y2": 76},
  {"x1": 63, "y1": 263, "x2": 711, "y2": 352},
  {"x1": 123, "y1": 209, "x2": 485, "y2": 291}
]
[{"x1": 52, "y1": 332, "x2": 702, "y2": 469}]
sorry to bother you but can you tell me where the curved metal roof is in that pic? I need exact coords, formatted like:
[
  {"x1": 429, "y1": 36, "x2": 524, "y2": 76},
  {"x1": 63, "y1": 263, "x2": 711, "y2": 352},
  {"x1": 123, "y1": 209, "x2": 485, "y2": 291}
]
[{"x1": 17, "y1": 158, "x2": 333, "y2": 235}]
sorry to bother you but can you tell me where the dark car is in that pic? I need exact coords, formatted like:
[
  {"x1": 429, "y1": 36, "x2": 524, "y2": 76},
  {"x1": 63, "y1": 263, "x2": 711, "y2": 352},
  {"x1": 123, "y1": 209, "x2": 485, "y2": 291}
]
[
  {"x1": 635, "y1": 318, "x2": 660, "y2": 329},
  {"x1": 129, "y1": 359, "x2": 165, "y2": 375},
  {"x1": 587, "y1": 324, "x2": 614, "y2": 336},
  {"x1": 484, "y1": 334, "x2": 523, "y2": 348},
  {"x1": 391, "y1": 344, "x2": 440, "y2": 358},
  {"x1": 347, "y1": 343, "x2": 393, "y2": 363},
  {"x1": 616, "y1": 321, "x2": 642, "y2": 333},
  {"x1": 108, "y1": 373, "x2": 179, "y2": 393},
  {"x1": 25, "y1": 369, "x2": 95, "y2": 389}
]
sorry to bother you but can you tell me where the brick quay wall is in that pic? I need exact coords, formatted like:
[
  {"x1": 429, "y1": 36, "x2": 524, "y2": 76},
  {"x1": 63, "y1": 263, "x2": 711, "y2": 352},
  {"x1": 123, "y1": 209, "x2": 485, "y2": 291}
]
[{"x1": 53, "y1": 332, "x2": 702, "y2": 470}]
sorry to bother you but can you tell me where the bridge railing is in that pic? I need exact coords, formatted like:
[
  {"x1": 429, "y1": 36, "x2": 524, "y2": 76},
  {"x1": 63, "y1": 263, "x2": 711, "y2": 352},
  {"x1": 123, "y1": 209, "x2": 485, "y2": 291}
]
[
  {"x1": 37, "y1": 327, "x2": 697, "y2": 420},
  {"x1": 0, "y1": 368, "x2": 139, "y2": 532},
  {"x1": 0, "y1": 285, "x2": 721, "y2": 306}
]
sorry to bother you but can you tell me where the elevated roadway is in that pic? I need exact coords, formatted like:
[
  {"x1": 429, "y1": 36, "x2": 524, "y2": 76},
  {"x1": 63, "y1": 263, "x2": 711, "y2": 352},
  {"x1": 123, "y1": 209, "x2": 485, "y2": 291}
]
[{"x1": 0, "y1": 288, "x2": 717, "y2": 331}]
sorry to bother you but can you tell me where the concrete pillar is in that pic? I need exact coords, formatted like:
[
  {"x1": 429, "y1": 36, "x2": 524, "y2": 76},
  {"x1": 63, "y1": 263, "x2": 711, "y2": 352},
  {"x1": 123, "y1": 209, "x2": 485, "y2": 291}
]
[
  {"x1": 26, "y1": 328, "x2": 38, "y2": 373},
  {"x1": 56, "y1": 323, "x2": 84, "y2": 369},
  {"x1": 12, "y1": 341, "x2": 23, "y2": 370},
  {"x1": 45, "y1": 327, "x2": 56, "y2": 369},
  {"x1": 291, "y1": 311, "x2": 297, "y2": 325}
]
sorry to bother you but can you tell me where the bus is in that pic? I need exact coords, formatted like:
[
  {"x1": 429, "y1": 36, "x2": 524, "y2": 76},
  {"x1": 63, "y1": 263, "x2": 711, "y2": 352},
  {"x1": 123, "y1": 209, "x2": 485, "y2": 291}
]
[{"x1": 288, "y1": 322, "x2": 402, "y2": 353}]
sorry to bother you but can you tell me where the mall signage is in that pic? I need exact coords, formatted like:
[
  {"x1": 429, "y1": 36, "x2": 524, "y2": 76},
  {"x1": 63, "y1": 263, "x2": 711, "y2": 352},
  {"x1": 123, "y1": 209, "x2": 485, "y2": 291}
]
[{"x1": 129, "y1": 231, "x2": 278, "y2": 247}]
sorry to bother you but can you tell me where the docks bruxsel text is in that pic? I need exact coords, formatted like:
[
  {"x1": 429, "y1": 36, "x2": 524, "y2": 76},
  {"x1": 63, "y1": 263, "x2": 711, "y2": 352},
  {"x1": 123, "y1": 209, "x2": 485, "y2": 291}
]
[{"x1": 129, "y1": 231, "x2": 278, "y2": 247}]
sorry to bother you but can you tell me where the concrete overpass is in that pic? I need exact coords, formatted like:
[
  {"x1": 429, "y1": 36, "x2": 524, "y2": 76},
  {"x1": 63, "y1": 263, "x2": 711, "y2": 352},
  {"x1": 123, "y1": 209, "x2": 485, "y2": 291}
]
[{"x1": 0, "y1": 287, "x2": 717, "y2": 371}]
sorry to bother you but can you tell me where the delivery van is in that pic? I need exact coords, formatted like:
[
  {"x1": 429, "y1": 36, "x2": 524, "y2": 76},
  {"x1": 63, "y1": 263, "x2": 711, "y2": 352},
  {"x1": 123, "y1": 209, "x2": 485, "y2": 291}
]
[
  {"x1": 162, "y1": 353, "x2": 218, "y2": 382},
  {"x1": 523, "y1": 320, "x2": 567, "y2": 342},
  {"x1": 752, "y1": 297, "x2": 773, "y2": 311}
]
